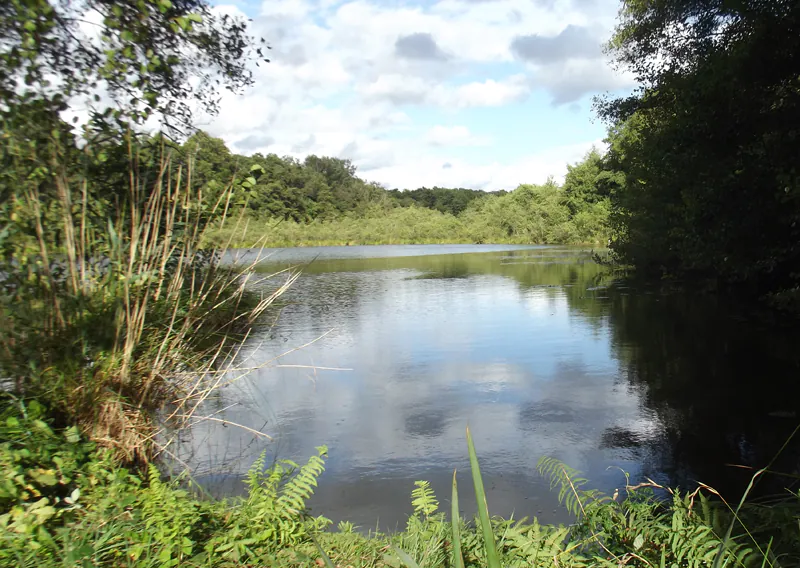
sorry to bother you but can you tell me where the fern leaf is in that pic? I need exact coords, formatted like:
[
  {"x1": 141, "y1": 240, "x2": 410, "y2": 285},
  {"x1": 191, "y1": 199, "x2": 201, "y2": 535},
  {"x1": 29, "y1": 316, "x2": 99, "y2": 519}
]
[
  {"x1": 245, "y1": 450, "x2": 268, "y2": 492},
  {"x1": 410, "y1": 480, "x2": 439, "y2": 518},
  {"x1": 277, "y1": 446, "x2": 328, "y2": 518}
]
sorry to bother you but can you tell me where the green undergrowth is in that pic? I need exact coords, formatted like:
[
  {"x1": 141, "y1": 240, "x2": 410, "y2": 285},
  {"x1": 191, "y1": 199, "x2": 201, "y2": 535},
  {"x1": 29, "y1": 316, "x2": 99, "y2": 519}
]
[
  {"x1": 2, "y1": 400, "x2": 798, "y2": 568},
  {"x1": 204, "y1": 192, "x2": 610, "y2": 249}
]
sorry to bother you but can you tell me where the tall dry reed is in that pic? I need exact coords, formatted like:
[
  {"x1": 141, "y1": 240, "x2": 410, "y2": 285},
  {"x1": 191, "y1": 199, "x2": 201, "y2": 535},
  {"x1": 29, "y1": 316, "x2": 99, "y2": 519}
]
[{"x1": 0, "y1": 129, "x2": 294, "y2": 463}]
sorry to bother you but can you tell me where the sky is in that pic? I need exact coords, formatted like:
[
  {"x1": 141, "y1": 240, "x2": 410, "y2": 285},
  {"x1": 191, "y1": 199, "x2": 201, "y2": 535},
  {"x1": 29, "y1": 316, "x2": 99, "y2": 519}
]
[{"x1": 204, "y1": 0, "x2": 634, "y2": 191}]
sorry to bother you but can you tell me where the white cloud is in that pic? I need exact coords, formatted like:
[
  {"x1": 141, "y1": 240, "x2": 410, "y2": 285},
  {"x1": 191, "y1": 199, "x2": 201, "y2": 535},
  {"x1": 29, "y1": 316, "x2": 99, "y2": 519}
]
[
  {"x1": 425, "y1": 125, "x2": 489, "y2": 146},
  {"x1": 451, "y1": 75, "x2": 530, "y2": 107},
  {"x1": 359, "y1": 74, "x2": 530, "y2": 108},
  {"x1": 363, "y1": 138, "x2": 603, "y2": 190},
  {"x1": 535, "y1": 59, "x2": 635, "y2": 104},
  {"x1": 201, "y1": 0, "x2": 631, "y2": 188}
]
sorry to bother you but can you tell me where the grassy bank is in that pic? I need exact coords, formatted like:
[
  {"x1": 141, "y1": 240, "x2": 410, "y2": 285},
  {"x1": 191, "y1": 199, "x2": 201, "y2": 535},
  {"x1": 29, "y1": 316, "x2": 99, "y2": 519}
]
[
  {"x1": 3, "y1": 399, "x2": 795, "y2": 567},
  {"x1": 204, "y1": 199, "x2": 610, "y2": 249}
]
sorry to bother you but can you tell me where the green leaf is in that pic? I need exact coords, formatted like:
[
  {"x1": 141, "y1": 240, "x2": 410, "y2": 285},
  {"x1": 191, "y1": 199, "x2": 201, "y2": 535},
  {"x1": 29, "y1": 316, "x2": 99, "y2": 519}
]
[
  {"x1": 393, "y1": 547, "x2": 421, "y2": 568},
  {"x1": 32, "y1": 420, "x2": 52, "y2": 435},
  {"x1": 30, "y1": 501, "x2": 57, "y2": 522},
  {"x1": 187, "y1": 13, "x2": 203, "y2": 23},
  {"x1": 158, "y1": 547, "x2": 172, "y2": 563},
  {"x1": 31, "y1": 471, "x2": 58, "y2": 486},
  {"x1": 634, "y1": 533, "x2": 644, "y2": 550},
  {"x1": 64, "y1": 426, "x2": 80, "y2": 443},
  {"x1": 451, "y1": 469, "x2": 464, "y2": 568},
  {"x1": 467, "y1": 426, "x2": 501, "y2": 568},
  {"x1": 36, "y1": 525, "x2": 57, "y2": 550}
]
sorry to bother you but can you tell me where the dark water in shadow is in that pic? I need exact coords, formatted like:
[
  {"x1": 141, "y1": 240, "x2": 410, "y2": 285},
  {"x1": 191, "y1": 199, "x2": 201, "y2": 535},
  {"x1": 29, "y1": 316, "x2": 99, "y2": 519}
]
[{"x1": 179, "y1": 245, "x2": 800, "y2": 530}]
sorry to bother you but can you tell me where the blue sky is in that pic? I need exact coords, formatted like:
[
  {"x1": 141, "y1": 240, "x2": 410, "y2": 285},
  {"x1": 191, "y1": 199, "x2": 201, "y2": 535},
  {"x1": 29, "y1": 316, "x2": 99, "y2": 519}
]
[{"x1": 207, "y1": 0, "x2": 633, "y2": 190}]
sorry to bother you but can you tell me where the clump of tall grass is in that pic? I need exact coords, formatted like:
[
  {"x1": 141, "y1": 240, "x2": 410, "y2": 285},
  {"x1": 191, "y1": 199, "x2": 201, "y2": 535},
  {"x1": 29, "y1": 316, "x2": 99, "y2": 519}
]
[{"x1": 0, "y1": 122, "x2": 291, "y2": 463}]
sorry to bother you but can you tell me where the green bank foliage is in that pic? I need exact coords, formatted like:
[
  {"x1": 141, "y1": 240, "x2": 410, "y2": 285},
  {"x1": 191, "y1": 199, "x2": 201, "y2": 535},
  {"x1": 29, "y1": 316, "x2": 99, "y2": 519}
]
[
  {"x1": 0, "y1": 112, "x2": 284, "y2": 463},
  {"x1": 0, "y1": 0, "x2": 281, "y2": 463},
  {"x1": 600, "y1": 0, "x2": 800, "y2": 304},
  {"x1": 4, "y1": 401, "x2": 799, "y2": 568},
  {"x1": 188, "y1": 133, "x2": 614, "y2": 247}
]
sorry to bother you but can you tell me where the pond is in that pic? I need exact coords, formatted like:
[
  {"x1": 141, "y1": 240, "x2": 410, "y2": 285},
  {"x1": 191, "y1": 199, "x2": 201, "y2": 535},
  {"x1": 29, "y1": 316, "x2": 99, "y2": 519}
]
[{"x1": 179, "y1": 244, "x2": 800, "y2": 530}]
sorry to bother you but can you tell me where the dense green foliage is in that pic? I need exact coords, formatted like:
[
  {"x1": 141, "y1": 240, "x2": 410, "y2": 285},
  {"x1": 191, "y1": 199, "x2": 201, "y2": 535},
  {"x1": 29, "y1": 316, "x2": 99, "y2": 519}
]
[
  {"x1": 3, "y1": 401, "x2": 797, "y2": 567},
  {"x1": 0, "y1": 122, "x2": 275, "y2": 462},
  {"x1": 0, "y1": 0, "x2": 280, "y2": 462},
  {"x1": 0, "y1": 400, "x2": 330, "y2": 566},
  {"x1": 387, "y1": 187, "x2": 505, "y2": 216},
  {"x1": 184, "y1": 131, "x2": 613, "y2": 246},
  {"x1": 600, "y1": 0, "x2": 800, "y2": 303}
]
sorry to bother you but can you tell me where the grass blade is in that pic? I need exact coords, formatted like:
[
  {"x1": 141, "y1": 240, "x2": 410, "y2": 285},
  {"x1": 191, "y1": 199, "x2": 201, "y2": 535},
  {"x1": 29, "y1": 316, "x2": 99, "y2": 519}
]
[
  {"x1": 394, "y1": 546, "x2": 422, "y2": 568},
  {"x1": 466, "y1": 426, "x2": 501, "y2": 568},
  {"x1": 451, "y1": 469, "x2": 464, "y2": 568},
  {"x1": 760, "y1": 537, "x2": 773, "y2": 568},
  {"x1": 311, "y1": 535, "x2": 336, "y2": 568}
]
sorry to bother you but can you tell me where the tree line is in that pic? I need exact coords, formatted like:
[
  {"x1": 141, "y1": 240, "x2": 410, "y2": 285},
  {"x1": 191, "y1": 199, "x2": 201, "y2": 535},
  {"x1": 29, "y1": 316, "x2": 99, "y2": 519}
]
[
  {"x1": 600, "y1": 0, "x2": 800, "y2": 306},
  {"x1": 181, "y1": 130, "x2": 615, "y2": 246}
]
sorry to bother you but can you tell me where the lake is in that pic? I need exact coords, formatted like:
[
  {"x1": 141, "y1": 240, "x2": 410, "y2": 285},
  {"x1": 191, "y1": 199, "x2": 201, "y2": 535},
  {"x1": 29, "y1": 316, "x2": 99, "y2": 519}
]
[{"x1": 179, "y1": 244, "x2": 800, "y2": 530}]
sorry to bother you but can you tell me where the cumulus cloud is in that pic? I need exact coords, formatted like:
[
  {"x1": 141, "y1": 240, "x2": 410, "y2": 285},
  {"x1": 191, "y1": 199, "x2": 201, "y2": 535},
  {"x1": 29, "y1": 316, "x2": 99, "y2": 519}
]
[
  {"x1": 361, "y1": 75, "x2": 429, "y2": 106},
  {"x1": 276, "y1": 45, "x2": 308, "y2": 66},
  {"x1": 395, "y1": 33, "x2": 449, "y2": 61},
  {"x1": 203, "y1": 0, "x2": 632, "y2": 188},
  {"x1": 508, "y1": 23, "x2": 634, "y2": 105},
  {"x1": 361, "y1": 74, "x2": 530, "y2": 108},
  {"x1": 536, "y1": 59, "x2": 635, "y2": 104},
  {"x1": 452, "y1": 75, "x2": 530, "y2": 107},
  {"x1": 236, "y1": 134, "x2": 276, "y2": 151},
  {"x1": 511, "y1": 25, "x2": 602, "y2": 63},
  {"x1": 362, "y1": 138, "x2": 604, "y2": 190},
  {"x1": 338, "y1": 139, "x2": 397, "y2": 170}
]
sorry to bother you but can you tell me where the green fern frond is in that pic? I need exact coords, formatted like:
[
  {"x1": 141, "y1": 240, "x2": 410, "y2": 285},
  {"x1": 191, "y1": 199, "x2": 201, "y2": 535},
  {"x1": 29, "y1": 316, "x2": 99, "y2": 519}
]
[
  {"x1": 276, "y1": 445, "x2": 327, "y2": 517},
  {"x1": 410, "y1": 480, "x2": 439, "y2": 518},
  {"x1": 147, "y1": 463, "x2": 162, "y2": 487},
  {"x1": 246, "y1": 450, "x2": 268, "y2": 492},
  {"x1": 536, "y1": 456, "x2": 599, "y2": 518}
]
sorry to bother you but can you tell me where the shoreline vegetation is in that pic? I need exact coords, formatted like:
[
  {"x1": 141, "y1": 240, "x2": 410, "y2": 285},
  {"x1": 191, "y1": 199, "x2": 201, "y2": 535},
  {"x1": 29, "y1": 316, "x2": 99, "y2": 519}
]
[
  {"x1": 5, "y1": 398, "x2": 795, "y2": 567},
  {"x1": 188, "y1": 132, "x2": 616, "y2": 250},
  {"x1": 204, "y1": 206, "x2": 610, "y2": 249},
  {"x1": 2, "y1": 0, "x2": 800, "y2": 565}
]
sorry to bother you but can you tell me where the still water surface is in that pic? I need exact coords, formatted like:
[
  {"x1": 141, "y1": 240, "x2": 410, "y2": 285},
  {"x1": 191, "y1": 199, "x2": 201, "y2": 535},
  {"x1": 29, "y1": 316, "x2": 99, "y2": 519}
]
[{"x1": 182, "y1": 245, "x2": 800, "y2": 529}]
